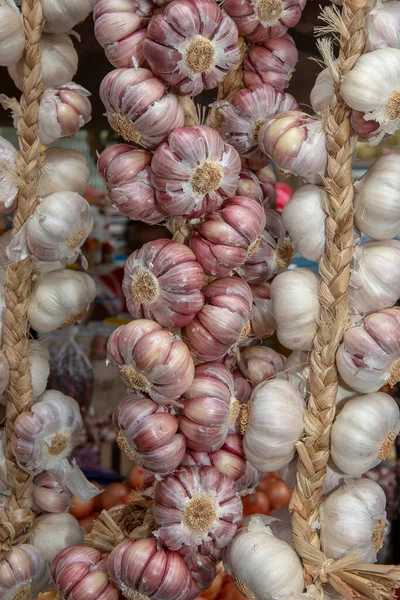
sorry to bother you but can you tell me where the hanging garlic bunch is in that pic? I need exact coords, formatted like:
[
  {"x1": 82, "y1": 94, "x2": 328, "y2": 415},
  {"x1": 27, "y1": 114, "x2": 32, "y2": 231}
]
[
  {"x1": 243, "y1": 35, "x2": 298, "y2": 90},
  {"x1": 28, "y1": 512, "x2": 84, "y2": 564},
  {"x1": 271, "y1": 268, "x2": 320, "y2": 350},
  {"x1": 42, "y1": 0, "x2": 94, "y2": 33},
  {"x1": 0, "y1": 0, "x2": 24, "y2": 66},
  {"x1": 320, "y1": 479, "x2": 387, "y2": 563},
  {"x1": 365, "y1": 1, "x2": 400, "y2": 52},
  {"x1": 0, "y1": 545, "x2": 52, "y2": 600},
  {"x1": 237, "y1": 346, "x2": 285, "y2": 387},
  {"x1": 331, "y1": 393, "x2": 400, "y2": 476},
  {"x1": 223, "y1": 515, "x2": 304, "y2": 600},
  {"x1": 33, "y1": 472, "x2": 72, "y2": 514},
  {"x1": 38, "y1": 148, "x2": 90, "y2": 197},
  {"x1": 0, "y1": 136, "x2": 18, "y2": 214},
  {"x1": 250, "y1": 282, "x2": 276, "y2": 339},
  {"x1": 29, "y1": 341, "x2": 50, "y2": 398}
]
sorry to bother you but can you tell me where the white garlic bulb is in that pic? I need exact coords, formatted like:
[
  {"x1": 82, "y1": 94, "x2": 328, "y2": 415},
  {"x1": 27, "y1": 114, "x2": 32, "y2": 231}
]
[
  {"x1": 350, "y1": 240, "x2": 400, "y2": 315},
  {"x1": 310, "y1": 66, "x2": 335, "y2": 114},
  {"x1": 271, "y1": 268, "x2": 320, "y2": 351},
  {"x1": 28, "y1": 342, "x2": 50, "y2": 398},
  {"x1": 331, "y1": 393, "x2": 400, "y2": 476},
  {"x1": 28, "y1": 269, "x2": 96, "y2": 333},
  {"x1": 282, "y1": 184, "x2": 326, "y2": 261},
  {"x1": 39, "y1": 147, "x2": 90, "y2": 197},
  {"x1": 335, "y1": 378, "x2": 356, "y2": 410},
  {"x1": 0, "y1": 136, "x2": 18, "y2": 214},
  {"x1": 0, "y1": 0, "x2": 24, "y2": 67},
  {"x1": 320, "y1": 478, "x2": 387, "y2": 563},
  {"x1": 243, "y1": 379, "x2": 305, "y2": 472},
  {"x1": 27, "y1": 192, "x2": 93, "y2": 263},
  {"x1": 223, "y1": 515, "x2": 304, "y2": 600},
  {"x1": 365, "y1": 0, "x2": 400, "y2": 51},
  {"x1": 354, "y1": 154, "x2": 400, "y2": 240},
  {"x1": 42, "y1": 0, "x2": 95, "y2": 33},
  {"x1": 8, "y1": 33, "x2": 78, "y2": 91},
  {"x1": 28, "y1": 512, "x2": 84, "y2": 564}
]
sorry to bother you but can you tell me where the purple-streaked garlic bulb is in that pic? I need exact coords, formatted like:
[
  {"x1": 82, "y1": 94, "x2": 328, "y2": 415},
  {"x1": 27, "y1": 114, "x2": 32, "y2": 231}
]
[
  {"x1": 153, "y1": 465, "x2": 243, "y2": 557},
  {"x1": 33, "y1": 472, "x2": 72, "y2": 514},
  {"x1": 250, "y1": 282, "x2": 276, "y2": 339},
  {"x1": 0, "y1": 545, "x2": 52, "y2": 600},
  {"x1": 190, "y1": 196, "x2": 266, "y2": 277},
  {"x1": 232, "y1": 369, "x2": 253, "y2": 404},
  {"x1": 243, "y1": 34, "x2": 298, "y2": 89},
  {"x1": 151, "y1": 125, "x2": 241, "y2": 218},
  {"x1": 113, "y1": 391, "x2": 186, "y2": 474},
  {"x1": 123, "y1": 239, "x2": 204, "y2": 328},
  {"x1": 185, "y1": 276, "x2": 253, "y2": 362},
  {"x1": 97, "y1": 144, "x2": 166, "y2": 224},
  {"x1": 220, "y1": 84, "x2": 298, "y2": 159},
  {"x1": 100, "y1": 68, "x2": 185, "y2": 149},
  {"x1": 183, "y1": 434, "x2": 246, "y2": 482},
  {"x1": 237, "y1": 346, "x2": 285, "y2": 387},
  {"x1": 107, "y1": 319, "x2": 195, "y2": 403}
]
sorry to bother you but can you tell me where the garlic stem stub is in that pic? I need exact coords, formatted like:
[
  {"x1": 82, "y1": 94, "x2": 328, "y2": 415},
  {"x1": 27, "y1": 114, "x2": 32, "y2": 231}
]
[
  {"x1": 39, "y1": 147, "x2": 90, "y2": 197},
  {"x1": 0, "y1": 0, "x2": 25, "y2": 67},
  {"x1": 243, "y1": 34, "x2": 298, "y2": 90}
]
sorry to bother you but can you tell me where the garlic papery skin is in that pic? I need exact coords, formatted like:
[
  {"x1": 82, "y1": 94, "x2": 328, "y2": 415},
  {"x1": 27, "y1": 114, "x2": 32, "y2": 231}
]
[
  {"x1": 271, "y1": 268, "x2": 320, "y2": 351},
  {"x1": 235, "y1": 459, "x2": 263, "y2": 496},
  {"x1": 39, "y1": 148, "x2": 90, "y2": 197},
  {"x1": 223, "y1": 0, "x2": 306, "y2": 42},
  {"x1": 28, "y1": 512, "x2": 84, "y2": 564},
  {"x1": 233, "y1": 369, "x2": 253, "y2": 405},
  {"x1": 310, "y1": 66, "x2": 334, "y2": 114},
  {"x1": 113, "y1": 391, "x2": 186, "y2": 474},
  {"x1": 282, "y1": 184, "x2": 326, "y2": 261},
  {"x1": 26, "y1": 192, "x2": 93, "y2": 263},
  {"x1": 0, "y1": 351, "x2": 9, "y2": 404},
  {"x1": 331, "y1": 393, "x2": 400, "y2": 477},
  {"x1": 237, "y1": 346, "x2": 285, "y2": 387},
  {"x1": 52, "y1": 545, "x2": 119, "y2": 600},
  {"x1": 0, "y1": 544, "x2": 52, "y2": 600},
  {"x1": 220, "y1": 84, "x2": 298, "y2": 159},
  {"x1": 107, "y1": 319, "x2": 195, "y2": 403},
  {"x1": 190, "y1": 196, "x2": 266, "y2": 277},
  {"x1": 365, "y1": 0, "x2": 400, "y2": 51},
  {"x1": 151, "y1": 125, "x2": 241, "y2": 219},
  {"x1": 243, "y1": 34, "x2": 298, "y2": 90},
  {"x1": 250, "y1": 282, "x2": 276, "y2": 339},
  {"x1": 123, "y1": 239, "x2": 204, "y2": 328},
  {"x1": 259, "y1": 111, "x2": 327, "y2": 184},
  {"x1": 38, "y1": 83, "x2": 92, "y2": 146},
  {"x1": 153, "y1": 465, "x2": 243, "y2": 555},
  {"x1": 257, "y1": 164, "x2": 277, "y2": 206},
  {"x1": 0, "y1": 136, "x2": 18, "y2": 213},
  {"x1": 0, "y1": 0, "x2": 24, "y2": 66},
  {"x1": 42, "y1": 0, "x2": 95, "y2": 33},
  {"x1": 223, "y1": 515, "x2": 304, "y2": 600},
  {"x1": 8, "y1": 33, "x2": 79, "y2": 91},
  {"x1": 100, "y1": 68, "x2": 185, "y2": 150},
  {"x1": 29, "y1": 341, "x2": 50, "y2": 398},
  {"x1": 185, "y1": 276, "x2": 253, "y2": 362},
  {"x1": 340, "y1": 48, "x2": 400, "y2": 145},
  {"x1": 349, "y1": 240, "x2": 400, "y2": 315},
  {"x1": 354, "y1": 154, "x2": 400, "y2": 240},
  {"x1": 108, "y1": 539, "x2": 192, "y2": 600},
  {"x1": 243, "y1": 379, "x2": 305, "y2": 472},
  {"x1": 236, "y1": 169, "x2": 265, "y2": 203},
  {"x1": 33, "y1": 472, "x2": 72, "y2": 514},
  {"x1": 320, "y1": 478, "x2": 387, "y2": 563}
]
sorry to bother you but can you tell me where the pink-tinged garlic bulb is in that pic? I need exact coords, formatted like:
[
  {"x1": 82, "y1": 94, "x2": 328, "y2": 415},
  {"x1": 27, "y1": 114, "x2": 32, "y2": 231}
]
[
  {"x1": 0, "y1": 136, "x2": 18, "y2": 214},
  {"x1": 243, "y1": 34, "x2": 298, "y2": 89},
  {"x1": 250, "y1": 282, "x2": 276, "y2": 339},
  {"x1": 100, "y1": 68, "x2": 185, "y2": 150},
  {"x1": 179, "y1": 363, "x2": 240, "y2": 452},
  {"x1": 33, "y1": 472, "x2": 73, "y2": 514},
  {"x1": 336, "y1": 307, "x2": 400, "y2": 394},
  {"x1": 52, "y1": 546, "x2": 119, "y2": 600},
  {"x1": 98, "y1": 144, "x2": 166, "y2": 224},
  {"x1": 144, "y1": 0, "x2": 240, "y2": 96},
  {"x1": 183, "y1": 434, "x2": 246, "y2": 481},
  {"x1": 220, "y1": 85, "x2": 297, "y2": 159},
  {"x1": 153, "y1": 465, "x2": 243, "y2": 556},
  {"x1": 223, "y1": 0, "x2": 306, "y2": 42},
  {"x1": 257, "y1": 164, "x2": 276, "y2": 206},
  {"x1": 107, "y1": 319, "x2": 195, "y2": 403},
  {"x1": 237, "y1": 346, "x2": 285, "y2": 387},
  {"x1": 259, "y1": 110, "x2": 327, "y2": 184},
  {"x1": 108, "y1": 539, "x2": 192, "y2": 600},
  {"x1": 185, "y1": 276, "x2": 253, "y2": 362},
  {"x1": 151, "y1": 125, "x2": 241, "y2": 218},
  {"x1": 232, "y1": 369, "x2": 253, "y2": 404},
  {"x1": 0, "y1": 545, "x2": 52, "y2": 600},
  {"x1": 38, "y1": 83, "x2": 92, "y2": 145},
  {"x1": 0, "y1": 0, "x2": 25, "y2": 67},
  {"x1": 113, "y1": 391, "x2": 186, "y2": 474},
  {"x1": 190, "y1": 196, "x2": 266, "y2": 277},
  {"x1": 123, "y1": 239, "x2": 204, "y2": 328},
  {"x1": 236, "y1": 169, "x2": 265, "y2": 203},
  {"x1": 235, "y1": 459, "x2": 263, "y2": 496},
  {"x1": 94, "y1": 0, "x2": 153, "y2": 68},
  {"x1": 351, "y1": 110, "x2": 381, "y2": 141}
]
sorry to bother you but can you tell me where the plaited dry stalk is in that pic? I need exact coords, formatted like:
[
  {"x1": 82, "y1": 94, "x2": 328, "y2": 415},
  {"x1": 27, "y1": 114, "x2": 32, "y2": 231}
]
[{"x1": 1, "y1": 0, "x2": 44, "y2": 552}]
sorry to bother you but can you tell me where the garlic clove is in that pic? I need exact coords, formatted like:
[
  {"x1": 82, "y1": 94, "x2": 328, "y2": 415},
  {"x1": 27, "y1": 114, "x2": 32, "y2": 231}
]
[
  {"x1": 28, "y1": 341, "x2": 50, "y2": 398},
  {"x1": 243, "y1": 34, "x2": 298, "y2": 90},
  {"x1": 237, "y1": 346, "x2": 285, "y2": 387}
]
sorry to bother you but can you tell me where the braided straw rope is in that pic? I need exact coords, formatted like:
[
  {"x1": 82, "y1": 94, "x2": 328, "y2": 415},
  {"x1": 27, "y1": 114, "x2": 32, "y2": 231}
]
[{"x1": 1, "y1": 0, "x2": 44, "y2": 552}]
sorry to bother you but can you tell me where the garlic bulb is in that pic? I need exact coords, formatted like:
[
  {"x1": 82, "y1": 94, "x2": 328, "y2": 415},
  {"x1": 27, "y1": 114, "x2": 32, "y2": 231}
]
[
  {"x1": 237, "y1": 346, "x2": 285, "y2": 387},
  {"x1": 28, "y1": 270, "x2": 96, "y2": 333},
  {"x1": 28, "y1": 512, "x2": 84, "y2": 564},
  {"x1": 29, "y1": 341, "x2": 50, "y2": 398},
  {"x1": 8, "y1": 33, "x2": 78, "y2": 91},
  {"x1": 354, "y1": 154, "x2": 400, "y2": 240},
  {"x1": 223, "y1": 515, "x2": 304, "y2": 600},
  {"x1": 0, "y1": 136, "x2": 18, "y2": 214},
  {"x1": 0, "y1": 545, "x2": 52, "y2": 599},
  {"x1": 271, "y1": 268, "x2": 320, "y2": 351},
  {"x1": 236, "y1": 168, "x2": 274, "y2": 204},
  {"x1": 42, "y1": 0, "x2": 95, "y2": 33},
  {"x1": 340, "y1": 48, "x2": 400, "y2": 145},
  {"x1": 320, "y1": 478, "x2": 387, "y2": 563},
  {"x1": 282, "y1": 184, "x2": 326, "y2": 261},
  {"x1": 331, "y1": 393, "x2": 400, "y2": 476},
  {"x1": 350, "y1": 240, "x2": 400, "y2": 315},
  {"x1": 310, "y1": 66, "x2": 334, "y2": 114},
  {"x1": 39, "y1": 148, "x2": 90, "y2": 197},
  {"x1": 365, "y1": 0, "x2": 400, "y2": 51},
  {"x1": 235, "y1": 459, "x2": 263, "y2": 496},
  {"x1": 0, "y1": 0, "x2": 24, "y2": 66},
  {"x1": 0, "y1": 350, "x2": 8, "y2": 404},
  {"x1": 250, "y1": 282, "x2": 276, "y2": 339},
  {"x1": 33, "y1": 472, "x2": 72, "y2": 514},
  {"x1": 243, "y1": 34, "x2": 298, "y2": 90},
  {"x1": 243, "y1": 379, "x2": 305, "y2": 471}
]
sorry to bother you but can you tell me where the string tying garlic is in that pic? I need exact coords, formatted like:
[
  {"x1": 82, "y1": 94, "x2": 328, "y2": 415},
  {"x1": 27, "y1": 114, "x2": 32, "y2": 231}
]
[
  {"x1": 0, "y1": 0, "x2": 24, "y2": 67},
  {"x1": 39, "y1": 147, "x2": 90, "y2": 197},
  {"x1": 28, "y1": 512, "x2": 84, "y2": 564}
]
